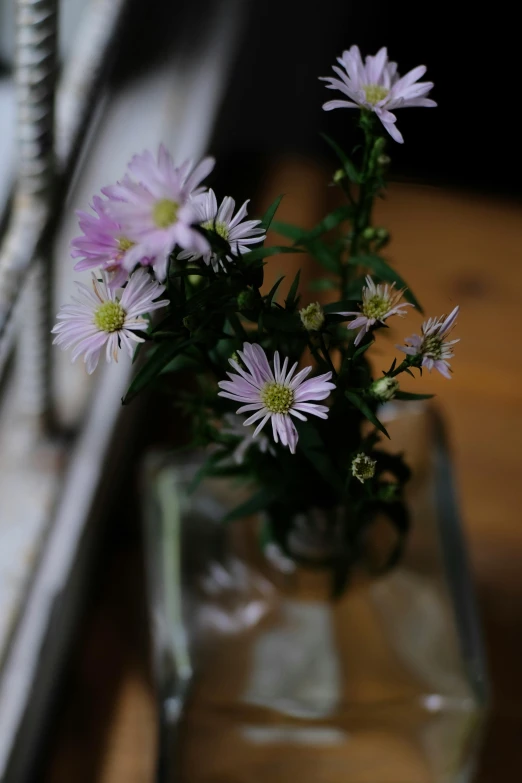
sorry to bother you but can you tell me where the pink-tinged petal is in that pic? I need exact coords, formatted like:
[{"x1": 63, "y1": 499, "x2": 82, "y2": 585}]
[
  {"x1": 243, "y1": 408, "x2": 269, "y2": 427},
  {"x1": 380, "y1": 119, "x2": 404, "y2": 144},
  {"x1": 434, "y1": 360, "x2": 452, "y2": 379},
  {"x1": 217, "y1": 195, "x2": 235, "y2": 225},
  {"x1": 252, "y1": 413, "x2": 271, "y2": 437},
  {"x1": 397, "y1": 344, "x2": 418, "y2": 356},
  {"x1": 182, "y1": 156, "x2": 215, "y2": 196},
  {"x1": 227, "y1": 360, "x2": 263, "y2": 391},
  {"x1": 293, "y1": 402, "x2": 329, "y2": 419},
  {"x1": 236, "y1": 402, "x2": 264, "y2": 414},
  {"x1": 228, "y1": 199, "x2": 249, "y2": 228},
  {"x1": 322, "y1": 99, "x2": 359, "y2": 111},
  {"x1": 347, "y1": 316, "x2": 370, "y2": 331},
  {"x1": 440, "y1": 305, "x2": 459, "y2": 335},
  {"x1": 289, "y1": 365, "x2": 313, "y2": 390},
  {"x1": 389, "y1": 64, "x2": 427, "y2": 95}
]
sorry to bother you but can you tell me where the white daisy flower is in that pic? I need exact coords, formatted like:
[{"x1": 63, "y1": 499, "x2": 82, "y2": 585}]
[
  {"x1": 105, "y1": 145, "x2": 215, "y2": 280},
  {"x1": 52, "y1": 268, "x2": 168, "y2": 374},
  {"x1": 398, "y1": 306, "x2": 460, "y2": 379},
  {"x1": 218, "y1": 342, "x2": 335, "y2": 454},
  {"x1": 337, "y1": 275, "x2": 413, "y2": 345},
  {"x1": 178, "y1": 189, "x2": 265, "y2": 272},
  {"x1": 321, "y1": 45, "x2": 436, "y2": 143}
]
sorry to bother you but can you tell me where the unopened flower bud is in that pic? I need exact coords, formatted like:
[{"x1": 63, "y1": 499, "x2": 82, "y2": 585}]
[
  {"x1": 351, "y1": 453, "x2": 377, "y2": 484},
  {"x1": 377, "y1": 154, "x2": 391, "y2": 167},
  {"x1": 370, "y1": 376, "x2": 399, "y2": 402},
  {"x1": 375, "y1": 227, "x2": 389, "y2": 241},
  {"x1": 299, "y1": 302, "x2": 325, "y2": 331},
  {"x1": 237, "y1": 288, "x2": 257, "y2": 312},
  {"x1": 362, "y1": 226, "x2": 376, "y2": 241},
  {"x1": 333, "y1": 168, "x2": 346, "y2": 184}
]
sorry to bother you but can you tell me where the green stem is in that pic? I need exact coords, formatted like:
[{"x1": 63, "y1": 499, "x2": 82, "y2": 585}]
[{"x1": 319, "y1": 332, "x2": 338, "y2": 377}]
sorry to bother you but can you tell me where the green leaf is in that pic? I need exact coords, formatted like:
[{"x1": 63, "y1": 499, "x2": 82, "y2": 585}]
[
  {"x1": 321, "y1": 133, "x2": 360, "y2": 183},
  {"x1": 271, "y1": 220, "x2": 305, "y2": 242},
  {"x1": 260, "y1": 194, "x2": 284, "y2": 231},
  {"x1": 345, "y1": 390, "x2": 390, "y2": 438},
  {"x1": 304, "y1": 205, "x2": 353, "y2": 241},
  {"x1": 242, "y1": 245, "x2": 303, "y2": 264},
  {"x1": 223, "y1": 486, "x2": 281, "y2": 523},
  {"x1": 123, "y1": 337, "x2": 196, "y2": 404},
  {"x1": 265, "y1": 275, "x2": 285, "y2": 304},
  {"x1": 394, "y1": 391, "x2": 434, "y2": 401},
  {"x1": 352, "y1": 339, "x2": 374, "y2": 359},
  {"x1": 285, "y1": 269, "x2": 301, "y2": 309},
  {"x1": 349, "y1": 254, "x2": 422, "y2": 311}
]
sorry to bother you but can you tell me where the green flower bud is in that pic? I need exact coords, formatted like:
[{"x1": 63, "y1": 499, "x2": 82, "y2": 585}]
[
  {"x1": 377, "y1": 154, "x2": 391, "y2": 167},
  {"x1": 237, "y1": 288, "x2": 257, "y2": 312},
  {"x1": 370, "y1": 376, "x2": 399, "y2": 402},
  {"x1": 300, "y1": 302, "x2": 325, "y2": 331},
  {"x1": 373, "y1": 137, "x2": 387, "y2": 155},
  {"x1": 362, "y1": 226, "x2": 376, "y2": 241},
  {"x1": 375, "y1": 227, "x2": 389, "y2": 241},
  {"x1": 351, "y1": 453, "x2": 376, "y2": 484},
  {"x1": 333, "y1": 168, "x2": 346, "y2": 184}
]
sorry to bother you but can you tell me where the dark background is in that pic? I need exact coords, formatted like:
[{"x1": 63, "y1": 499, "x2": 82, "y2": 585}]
[{"x1": 114, "y1": 0, "x2": 521, "y2": 198}]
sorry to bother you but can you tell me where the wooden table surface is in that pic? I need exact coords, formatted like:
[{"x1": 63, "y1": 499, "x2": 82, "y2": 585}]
[{"x1": 42, "y1": 161, "x2": 522, "y2": 782}]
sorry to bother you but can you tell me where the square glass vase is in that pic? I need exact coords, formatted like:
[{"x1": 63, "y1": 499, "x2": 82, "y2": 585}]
[{"x1": 141, "y1": 402, "x2": 488, "y2": 783}]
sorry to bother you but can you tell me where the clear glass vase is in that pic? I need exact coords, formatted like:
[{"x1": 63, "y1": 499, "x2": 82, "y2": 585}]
[{"x1": 142, "y1": 403, "x2": 488, "y2": 783}]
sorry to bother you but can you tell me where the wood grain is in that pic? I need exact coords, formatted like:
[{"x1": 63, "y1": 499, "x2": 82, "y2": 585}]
[{"x1": 42, "y1": 162, "x2": 522, "y2": 782}]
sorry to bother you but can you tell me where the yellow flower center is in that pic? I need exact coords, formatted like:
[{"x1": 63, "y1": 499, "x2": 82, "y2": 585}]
[
  {"x1": 152, "y1": 199, "x2": 179, "y2": 228},
  {"x1": 362, "y1": 294, "x2": 390, "y2": 320},
  {"x1": 117, "y1": 236, "x2": 135, "y2": 253},
  {"x1": 261, "y1": 382, "x2": 294, "y2": 414},
  {"x1": 93, "y1": 301, "x2": 126, "y2": 332},
  {"x1": 422, "y1": 335, "x2": 443, "y2": 358},
  {"x1": 202, "y1": 219, "x2": 230, "y2": 240},
  {"x1": 363, "y1": 84, "x2": 389, "y2": 106}
]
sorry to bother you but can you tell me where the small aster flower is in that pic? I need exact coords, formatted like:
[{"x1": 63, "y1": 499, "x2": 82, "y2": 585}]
[
  {"x1": 351, "y1": 453, "x2": 377, "y2": 484},
  {"x1": 218, "y1": 342, "x2": 335, "y2": 454},
  {"x1": 398, "y1": 306, "x2": 460, "y2": 379},
  {"x1": 106, "y1": 145, "x2": 215, "y2": 280},
  {"x1": 71, "y1": 196, "x2": 153, "y2": 289},
  {"x1": 337, "y1": 275, "x2": 412, "y2": 345},
  {"x1": 300, "y1": 302, "x2": 325, "y2": 332},
  {"x1": 370, "y1": 376, "x2": 399, "y2": 402},
  {"x1": 221, "y1": 413, "x2": 276, "y2": 465},
  {"x1": 320, "y1": 45, "x2": 436, "y2": 144},
  {"x1": 52, "y1": 268, "x2": 168, "y2": 374},
  {"x1": 178, "y1": 189, "x2": 265, "y2": 272}
]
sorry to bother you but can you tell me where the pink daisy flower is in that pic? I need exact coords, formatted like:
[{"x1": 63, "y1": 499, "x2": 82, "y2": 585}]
[
  {"x1": 178, "y1": 189, "x2": 265, "y2": 272},
  {"x1": 218, "y1": 343, "x2": 335, "y2": 454},
  {"x1": 398, "y1": 306, "x2": 460, "y2": 379},
  {"x1": 71, "y1": 196, "x2": 153, "y2": 289},
  {"x1": 106, "y1": 145, "x2": 215, "y2": 281},
  {"x1": 321, "y1": 45, "x2": 436, "y2": 143},
  {"x1": 52, "y1": 268, "x2": 168, "y2": 374},
  {"x1": 337, "y1": 275, "x2": 412, "y2": 345}
]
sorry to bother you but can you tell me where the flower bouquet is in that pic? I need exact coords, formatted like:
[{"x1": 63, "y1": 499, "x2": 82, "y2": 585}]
[{"x1": 53, "y1": 46, "x2": 485, "y2": 782}]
